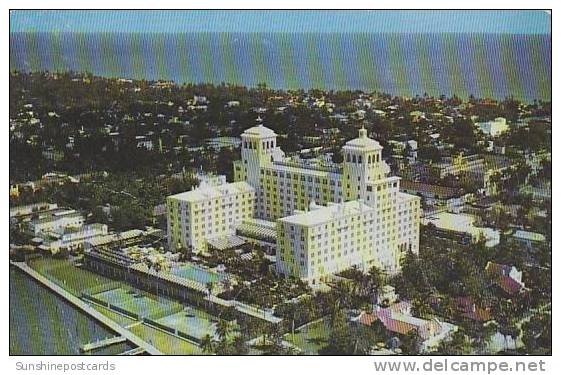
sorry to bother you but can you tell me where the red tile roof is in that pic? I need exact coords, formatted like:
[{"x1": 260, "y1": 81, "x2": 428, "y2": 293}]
[
  {"x1": 496, "y1": 276, "x2": 524, "y2": 295},
  {"x1": 455, "y1": 297, "x2": 492, "y2": 322},
  {"x1": 358, "y1": 312, "x2": 379, "y2": 326},
  {"x1": 485, "y1": 262, "x2": 525, "y2": 295},
  {"x1": 382, "y1": 317, "x2": 420, "y2": 336},
  {"x1": 357, "y1": 303, "x2": 442, "y2": 340}
]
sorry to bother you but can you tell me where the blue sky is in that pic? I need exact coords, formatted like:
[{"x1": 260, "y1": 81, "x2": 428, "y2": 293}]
[{"x1": 10, "y1": 10, "x2": 551, "y2": 34}]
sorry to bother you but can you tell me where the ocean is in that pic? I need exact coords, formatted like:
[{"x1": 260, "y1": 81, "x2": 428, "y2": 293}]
[
  {"x1": 10, "y1": 32, "x2": 551, "y2": 102},
  {"x1": 9, "y1": 267, "x2": 133, "y2": 355}
]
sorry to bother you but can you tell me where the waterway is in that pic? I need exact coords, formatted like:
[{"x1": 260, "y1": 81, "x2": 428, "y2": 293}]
[
  {"x1": 10, "y1": 32, "x2": 551, "y2": 102},
  {"x1": 9, "y1": 266, "x2": 134, "y2": 355}
]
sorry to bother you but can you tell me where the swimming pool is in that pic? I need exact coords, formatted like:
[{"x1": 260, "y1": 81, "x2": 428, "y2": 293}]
[{"x1": 170, "y1": 264, "x2": 226, "y2": 285}]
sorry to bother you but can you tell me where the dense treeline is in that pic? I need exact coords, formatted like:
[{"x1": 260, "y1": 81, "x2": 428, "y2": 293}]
[{"x1": 10, "y1": 71, "x2": 551, "y2": 183}]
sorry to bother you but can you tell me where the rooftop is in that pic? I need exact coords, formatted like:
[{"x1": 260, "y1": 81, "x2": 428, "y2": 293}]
[
  {"x1": 168, "y1": 181, "x2": 254, "y2": 203},
  {"x1": 400, "y1": 180, "x2": 464, "y2": 199},
  {"x1": 84, "y1": 229, "x2": 145, "y2": 248},
  {"x1": 356, "y1": 301, "x2": 446, "y2": 340},
  {"x1": 272, "y1": 159, "x2": 342, "y2": 175},
  {"x1": 512, "y1": 230, "x2": 546, "y2": 242},
  {"x1": 422, "y1": 212, "x2": 500, "y2": 247},
  {"x1": 279, "y1": 200, "x2": 374, "y2": 227},
  {"x1": 236, "y1": 219, "x2": 277, "y2": 242},
  {"x1": 483, "y1": 154, "x2": 513, "y2": 170},
  {"x1": 454, "y1": 297, "x2": 493, "y2": 322},
  {"x1": 242, "y1": 124, "x2": 277, "y2": 138},
  {"x1": 343, "y1": 127, "x2": 383, "y2": 151},
  {"x1": 485, "y1": 262, "x2": 525, "y2": 295},
  {"x1": 207, "y1": 235, "x2": 246, "y2": 250}
]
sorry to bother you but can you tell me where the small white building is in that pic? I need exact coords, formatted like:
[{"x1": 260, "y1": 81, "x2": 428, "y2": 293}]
[
  {"x1": 10, "y1": 203, "x2": 58, "y2": 219},
  {"x1": 485, "y1": 262, "x2": 526, "y2": 295},
  {"x1": 136, "y1": 136, "x2": 154, "y2": 151},
  {"x1": 28, "y1": 209, "x2": 85, "y2": 235},
  {"x1": 355, "y1": 301, "x2": 458, "y2": 353},
  {"x1": 205, "y1": 137, "x2": 242, "y2": 151},
  {"x1": 46, "y1": 223, "x2": 109, "y2": 254},
  {"x1": 476, "y1": 117, "x2": 509, "y2": 137},
  {"x1": 512, "y1": 230, "x2": 546, "y2": 248},
  {"x1": 423, "y1": 212, "x2": 500, "y2": 247}
]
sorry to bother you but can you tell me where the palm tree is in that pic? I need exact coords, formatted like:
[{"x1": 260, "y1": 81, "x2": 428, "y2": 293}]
[
  {"x1": 231, "y1": 335, "x2": 249, "y2": 355},
  {"x1": 471, "y1": 321, "x2": 497, "y2": 353},
  {"x1": 153, "y1": 262, "x2": 161, "y2": 273},
  {"x1": 368, "y1": 265, "x2": 386, "y2": 304},
  {"x1": 261, "y1": 323, "x2": 286, "y2": 355},
  {"x1": 412, "y1": 295, "x2": 433, "y2": 318},
  {"x1": 221, "y1": 277, "x2": 232, "y2": 292},
  {"x1": 437, "y1": 329, "x2": 472, "y2": 355},
  {"x1": 205, "y1": 281, "x2": 214, "y2": 309},
  {"x1": 216, "y1": 319, "x2": 232, "y2": 342},
  {"x1": 401, "y1": 328, "x2": 422, "y2": 355},
  {"x1": 205, "y1": 281, "x2": 214, "y2": 305},
  {"x1": 200, "y1": 334, "x2": 215, "y2": 354},
  {"x1": 282, "y1": 302, "x2": 299, "y2": 342}
]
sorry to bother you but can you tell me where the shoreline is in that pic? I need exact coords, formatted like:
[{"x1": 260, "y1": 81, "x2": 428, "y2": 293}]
[{"x1": 10, "y1": 261, "x2": 162, "y2": 355}]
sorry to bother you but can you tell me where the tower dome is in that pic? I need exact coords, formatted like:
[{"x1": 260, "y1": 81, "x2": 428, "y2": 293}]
[
  {"x1": 344, "y1": 127, "x2": 382, "y2": 151},
  {"x1": 242, "y1": 124, "x2": 277, "y2": 138}
]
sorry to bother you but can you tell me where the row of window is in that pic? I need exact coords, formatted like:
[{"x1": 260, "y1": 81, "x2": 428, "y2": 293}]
[
  {"x1": 242, "y1": 139, "x2": 275, "y2": 149},
  {"x1": 345, "y1": 152, "x2": 381, "y2": 164},
  {"x1": 261, "y1": 170, "x2": 343, "y2": 186}
]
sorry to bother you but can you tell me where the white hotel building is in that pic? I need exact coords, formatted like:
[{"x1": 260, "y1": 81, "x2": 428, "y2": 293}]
[
  {"x1": 167, "y1": 179, "x2": 255, "y2": 252},
  {"x1": 168, "y1": 123, "x2": 420, "y2": 284}
]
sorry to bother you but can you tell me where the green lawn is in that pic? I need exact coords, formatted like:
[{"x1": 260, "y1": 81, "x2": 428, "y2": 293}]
[
  {"x1": 130, "y1": 324, "x2": 204, "y2": 355},
  {"x1": 90, "y1": 305, "x2": 137, "y2": 327},
  {"x1": 29, "y1": 257, "x2": 115, "y2": 295},
  {"x1": 284, "y1": 319, "x2": 331, "y2": 355}
]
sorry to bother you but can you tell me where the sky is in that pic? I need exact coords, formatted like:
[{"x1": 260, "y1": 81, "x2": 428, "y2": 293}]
[{"x1": 10, "y1": 10, "x2": 551, "y2": 34}]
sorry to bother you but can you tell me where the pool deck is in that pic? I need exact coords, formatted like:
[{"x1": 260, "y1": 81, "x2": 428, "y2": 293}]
[
  {"x1": 10, "y1": 261, "x2": 163, "y2": 355},
  {"x1": 170, "y1": 264, "x2": 226, "y2": 283}
]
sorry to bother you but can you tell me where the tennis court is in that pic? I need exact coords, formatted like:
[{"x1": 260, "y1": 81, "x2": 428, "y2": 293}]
[
  {"x1": 170, "y1": 264, "x2": 227, "y2": 285},
  {"x1": 155, "y1": 306, "x2": 219, "y2": 341},
  {"x1": 92, "y1": 287, "x2": 181, "y2": 319}
]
